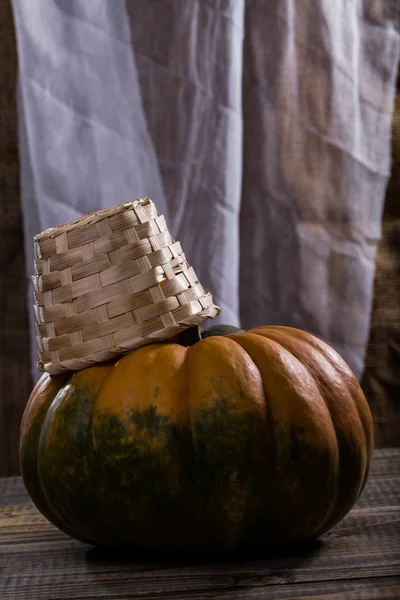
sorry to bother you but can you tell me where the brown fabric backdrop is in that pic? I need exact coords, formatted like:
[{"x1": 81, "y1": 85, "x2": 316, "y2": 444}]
[
  {"x1": 0, "y1": 0, "x2": 32, "y2": 477},
  {"x1": 361, "y1": 72, "x2": 400, "y2": 449}
]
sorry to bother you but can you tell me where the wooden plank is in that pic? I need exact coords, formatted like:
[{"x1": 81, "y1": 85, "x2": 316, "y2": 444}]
[
  {"x1": 153, "y1": 578, "x2": 400, "y2": 600},
  {"x1": 0, "y1": 449, "x2": 399, "y2": 600}
]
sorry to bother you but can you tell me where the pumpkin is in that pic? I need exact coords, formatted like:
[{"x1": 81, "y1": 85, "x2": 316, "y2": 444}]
[{"x1": 20, "y1": 325, "x2": 373, "y2": 553}]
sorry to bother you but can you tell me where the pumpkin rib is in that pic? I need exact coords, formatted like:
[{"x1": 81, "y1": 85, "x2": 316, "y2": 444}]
[
  {"x1": 186, "y1": 335, "x2": 268, "y2": 551},
  {"x1": 185, "y1": 340, "x2": 204, "y2": 478},
  {"x1": 211, "y1": 334, "x2": 278, "y2": 549},
  {"x1": 227, "y1": 331, "x2": 340, "y2": 543},
  {"x1": 263, "y1": 326, "x2": 373, "y2": 466},
  {"x1": 25, "y1": 380, "x2": 94, "y2": 545},
  {"x1": 253, "y1": 325, "x2": 372, "y2": 463},
  {"x1": 224, "y1": 333, "x2": 278, "y2": 513},
  {"x1": 249, "y1": 326, "x2": 369, "y2": 533},
  {"x1": 250, "y1": 327, "x2": 363, "y2": 536},
  {"x1": 276, "y1": 326, "x2": 373, "y2": 478},
  {"x1": 290, "y1": 328, "x2": 371, "y2": 526},
  {"x1": 36, "y1": 387, "x2": 94, "y2": 545},
  {"x1": 226, "y1": 331, "x2": 316, "y2": 546},
  {"x1": 90, "y1": 344, "x2": 195, "y2": 550},
  {"x1": 37, "y1": 365, "x2": 113, "y2": 546}
]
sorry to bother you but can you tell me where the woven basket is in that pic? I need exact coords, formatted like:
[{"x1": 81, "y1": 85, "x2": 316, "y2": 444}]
[{"x1": 33, "y1": 198, "x2": 220, "y2": 374}]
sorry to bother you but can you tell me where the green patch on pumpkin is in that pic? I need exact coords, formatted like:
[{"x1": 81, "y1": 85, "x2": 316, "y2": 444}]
[
  {"x1": 89, "y1": 398, "x2": 270, "y2": 551},
  {"x1": 33, "y1": 393, "x2": 338, "y2": 552}
]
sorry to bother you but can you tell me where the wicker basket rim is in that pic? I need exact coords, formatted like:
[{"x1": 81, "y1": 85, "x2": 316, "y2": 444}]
[{"x1": 34, "y1": 198, "x2": 152, "y2": 243}]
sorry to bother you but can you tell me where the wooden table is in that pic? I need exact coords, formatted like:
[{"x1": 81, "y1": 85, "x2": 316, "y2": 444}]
[{"x1": 1, "y1": 448, "x2": 399, "y2": 600}]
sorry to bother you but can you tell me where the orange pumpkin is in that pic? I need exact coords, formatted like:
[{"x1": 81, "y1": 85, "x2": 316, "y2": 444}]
[{"x1": 20, "y1": 326, "x2": 373, "y2": 553}]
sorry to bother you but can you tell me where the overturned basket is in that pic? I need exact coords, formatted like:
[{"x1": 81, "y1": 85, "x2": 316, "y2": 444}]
[{"x1": 33, "y1": 198, "x2": 220, "y2": 374}]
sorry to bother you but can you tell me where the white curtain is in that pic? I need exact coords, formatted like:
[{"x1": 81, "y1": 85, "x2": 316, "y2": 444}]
[{"x1": 12, "y1": 0, "x2": 399, "y2": 380}]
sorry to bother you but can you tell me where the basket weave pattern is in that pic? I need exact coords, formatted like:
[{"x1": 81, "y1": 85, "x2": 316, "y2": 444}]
[{"x1": 33, "y1": 198, "x2": 220, "y2": 374}]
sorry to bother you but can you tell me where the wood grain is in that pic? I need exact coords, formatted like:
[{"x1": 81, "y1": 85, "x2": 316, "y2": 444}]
[{"x1": 0, "y1": 448, "x2": 399, "y2": 600}]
